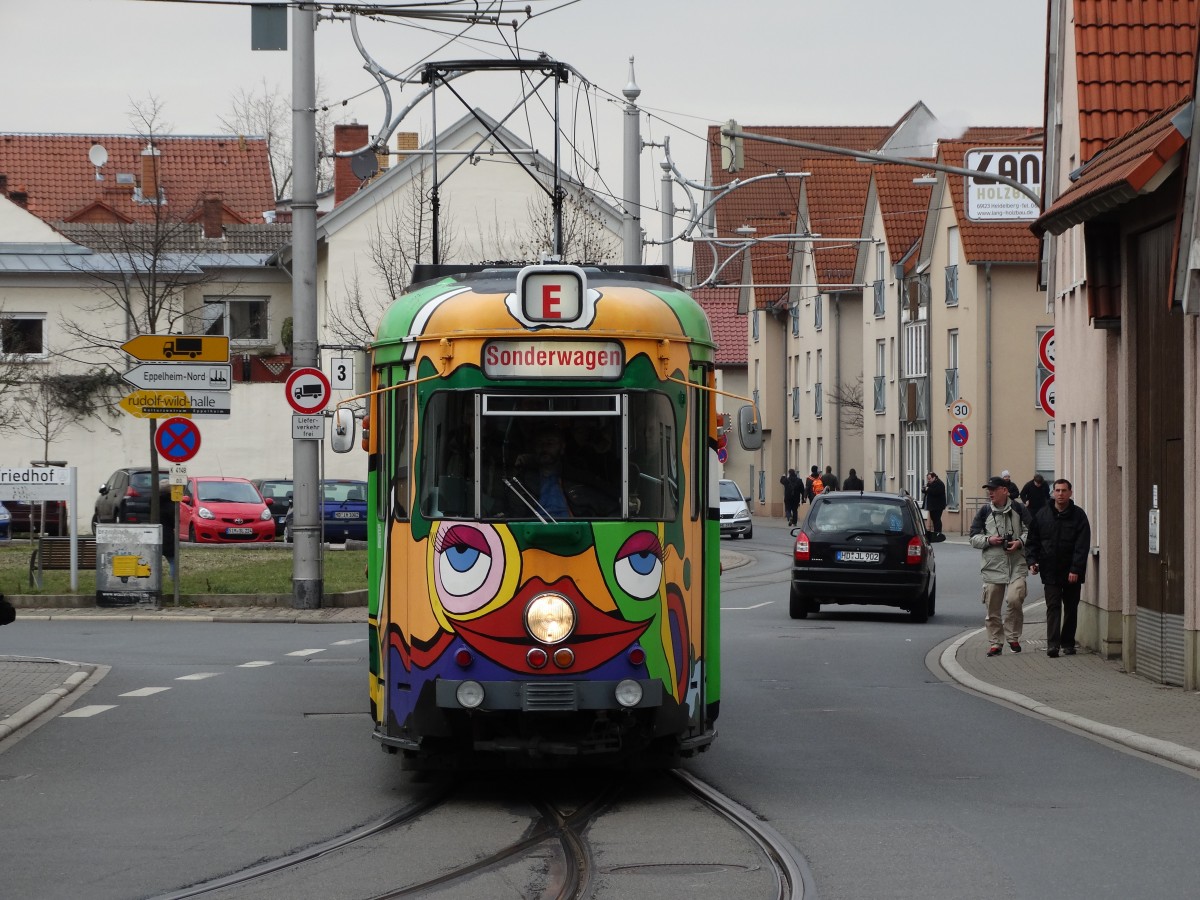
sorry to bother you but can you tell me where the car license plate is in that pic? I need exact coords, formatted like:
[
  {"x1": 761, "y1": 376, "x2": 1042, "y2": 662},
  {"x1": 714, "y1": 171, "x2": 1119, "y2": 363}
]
[
  {"x1": 837, "y1": 550, "x2": 880, "y2": 563},
  {"x1": 226, "y1": 527, "x2": 254, "y2": 536},
  {"x1": 333, "y1": 511, "x2": 360, "y2": 519}
]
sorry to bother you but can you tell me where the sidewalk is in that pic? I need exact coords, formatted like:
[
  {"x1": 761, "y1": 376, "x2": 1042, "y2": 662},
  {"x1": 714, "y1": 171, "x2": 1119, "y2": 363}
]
[{"x1": 5, "y1": 529, "x2": 1200, "y2": 773}]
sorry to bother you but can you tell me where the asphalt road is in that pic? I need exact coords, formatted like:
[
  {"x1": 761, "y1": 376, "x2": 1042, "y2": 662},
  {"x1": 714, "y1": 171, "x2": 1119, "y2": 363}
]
[{"x1": 4, "y1": 525, "x2": 1200, "y2": 899}]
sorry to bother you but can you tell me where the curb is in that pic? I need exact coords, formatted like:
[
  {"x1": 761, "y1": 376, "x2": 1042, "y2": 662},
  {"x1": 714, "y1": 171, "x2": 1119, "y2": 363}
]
[
  {"x1": 939, "y1": 628, "x2": 1200, "y2": 772},
  {"x1": 0, "y1": 663, "x2": 95, "y2": 741}
]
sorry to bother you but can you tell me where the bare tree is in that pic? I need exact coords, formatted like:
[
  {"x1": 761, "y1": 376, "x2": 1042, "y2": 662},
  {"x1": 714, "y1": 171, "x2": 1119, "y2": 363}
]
[
  {"x1": 218, "y1": 77, "x2": 334, "y2": 199},
  {"x1": 325, "y1": 171, "x2": 456, "y2": 346},
  {"x1": 469, "y1": 187, "x2": 619, "y2": 264},
  {"x1": 827, "y1": 374, "x2": 865, "y2": 435}
]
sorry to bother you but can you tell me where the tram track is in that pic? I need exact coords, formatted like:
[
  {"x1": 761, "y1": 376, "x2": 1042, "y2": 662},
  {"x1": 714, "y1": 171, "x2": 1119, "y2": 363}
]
[{"x1": 147, "y1": 770, "x2": 811, "y2": 900}]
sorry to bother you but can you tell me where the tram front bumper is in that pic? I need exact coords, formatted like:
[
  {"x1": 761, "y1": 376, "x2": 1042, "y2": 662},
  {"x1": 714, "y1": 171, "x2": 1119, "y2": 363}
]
[{"x1": 435, "y1": 678, "x2": 663, "y2": 712}]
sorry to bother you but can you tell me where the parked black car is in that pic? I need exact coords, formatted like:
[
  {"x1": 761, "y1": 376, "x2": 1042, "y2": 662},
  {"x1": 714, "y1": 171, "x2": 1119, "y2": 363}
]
[
  {"x1": 251, "y1": 478, "x2": 293, "y2": 537},
  {"x1": 789, "y1": 491, "x2": 936, "y2": 622},
  {"x1": 93, "y1": 468, "x2": 169, "y2": 527}
]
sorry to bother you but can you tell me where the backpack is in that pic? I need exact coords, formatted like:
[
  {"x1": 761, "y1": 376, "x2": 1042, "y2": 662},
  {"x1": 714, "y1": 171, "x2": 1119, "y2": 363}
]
[{"x1": 811, "y1": 475, "x2": 824, "y2": 495}]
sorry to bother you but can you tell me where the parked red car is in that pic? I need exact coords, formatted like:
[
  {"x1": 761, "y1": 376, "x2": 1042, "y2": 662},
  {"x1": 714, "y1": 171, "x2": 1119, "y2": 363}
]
[{"x1": 178, "y1": 477, "x2": 275, "y2": 543}]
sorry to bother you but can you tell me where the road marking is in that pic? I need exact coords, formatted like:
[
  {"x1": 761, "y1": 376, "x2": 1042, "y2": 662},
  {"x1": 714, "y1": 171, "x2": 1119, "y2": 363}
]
[
  {"x1": 120, "y1": 687, "x2": 171, "y2": 697},
  {"x1": 61, "y1": 705, "x2": 116, "y2": 718},
  {"x1": 287, "y1": 649, "x2": 326, "y2": 657},
  {"x1": 239, "y1": 661, "x2": 274, "y2": 668},
  {"x1": 176, "y1": 673, "x2": 221, "y2": 681},
  {"x1": 332, "y1": 639, "x2": 367, "y2": 646},
  {"x1": 723, "y1": 601, "x2": 775, "y2": 610}
]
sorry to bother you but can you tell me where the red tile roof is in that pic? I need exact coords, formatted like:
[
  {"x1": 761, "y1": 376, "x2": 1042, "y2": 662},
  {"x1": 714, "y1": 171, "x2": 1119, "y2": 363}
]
[
  {"x1": 939, "y1": 139, "x2": 1044, "y2": 264},
  {"x1": 703, "y1": 125, "x2": 893, "y2": 306},
  {"x1": 1074, "y1": 0, "x2": 1199, "y2": 160},
  {"x1": 1035, "y1": 96, "x2": 1190, "y2": 234},
  {"x1": 693, "y1": 287, "x2": 747, "y2": 365},
  {"x1": 873, "y1": 162, "x2": 934, "y2": 271},
  {"x1": 0, "y1": 133, "x2": 276, "y2": 225}
]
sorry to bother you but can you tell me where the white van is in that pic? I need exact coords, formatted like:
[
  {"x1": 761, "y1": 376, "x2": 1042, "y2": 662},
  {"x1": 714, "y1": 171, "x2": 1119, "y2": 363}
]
[{"x1": 719, "y1": 479, "x2": 752, "y2": 539}]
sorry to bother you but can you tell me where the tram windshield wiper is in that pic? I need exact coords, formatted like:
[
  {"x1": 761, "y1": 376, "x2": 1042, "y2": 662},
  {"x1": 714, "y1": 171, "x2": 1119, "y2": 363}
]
[{"x1": 503, "y1": 477, "x2": 557, "y2": 524}]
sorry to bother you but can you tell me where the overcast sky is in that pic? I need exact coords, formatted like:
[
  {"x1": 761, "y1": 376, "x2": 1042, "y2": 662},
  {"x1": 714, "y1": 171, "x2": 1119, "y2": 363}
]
[{"x1": 7, "y1": 0, "x2": 1047, "y2": 216}]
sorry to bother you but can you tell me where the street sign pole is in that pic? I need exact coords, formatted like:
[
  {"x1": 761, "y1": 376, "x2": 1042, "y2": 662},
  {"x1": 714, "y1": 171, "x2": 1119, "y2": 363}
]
[{"x1": 291, "y1": 5, "x2": 322, "y2": 610}]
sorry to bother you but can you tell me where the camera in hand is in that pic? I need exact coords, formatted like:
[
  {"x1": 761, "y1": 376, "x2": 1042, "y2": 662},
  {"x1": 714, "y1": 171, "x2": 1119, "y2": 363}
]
[{"x1": 1001, "y1": 533, "x2": 1014, "y2": 543}]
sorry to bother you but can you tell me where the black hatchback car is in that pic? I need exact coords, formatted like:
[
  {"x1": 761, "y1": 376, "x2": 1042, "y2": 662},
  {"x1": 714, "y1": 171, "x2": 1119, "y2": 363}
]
[
  {"x1": 789, "y1": 491, "x2": 936, "y2": 622},
  {"x1": 93, "y1": 468, "x2": 169, "y2": 527}
]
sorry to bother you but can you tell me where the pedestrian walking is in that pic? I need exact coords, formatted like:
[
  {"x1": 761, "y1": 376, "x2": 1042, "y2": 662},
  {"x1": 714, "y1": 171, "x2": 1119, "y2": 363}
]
[
  {"x1": 922, "y1": 471, "x2": 947, "y2": 541},
  {"x1": 780, "y1": 469, "x2": 803, "y2": 526},
  {"x1": 1026, "y1": 478, "x2": 1091, "y2": 657},
  {"x1": 805, "y1": 466, "x2": 824, "y2": 501},
  {"x1": 1000, "y1": 469, "x2": 1019, "y2": 497},
  {"x1": 823, "y1": 465, "x2": 840, "y2": 491},
  {"x1": 1019, "y1": 472, "x2": 1051, "y2": 516},
  {"x1": 969, "y1": 476, "x2": 1032, "y2": 656},
  {"x1": 842, "y1": 468, "x2": 865, "y2": 492}
]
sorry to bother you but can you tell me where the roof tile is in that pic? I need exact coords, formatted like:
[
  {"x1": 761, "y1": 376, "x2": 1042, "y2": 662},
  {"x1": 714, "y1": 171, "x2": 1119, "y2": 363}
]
[{"x1": 0, "y1": 133, "x2": 276, "y2": 225}]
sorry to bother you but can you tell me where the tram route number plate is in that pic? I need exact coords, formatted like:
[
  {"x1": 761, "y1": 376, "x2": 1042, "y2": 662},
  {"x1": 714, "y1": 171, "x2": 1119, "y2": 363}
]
[{"x1": 837, "y1": 550, "x2": 880, "y2": 563}]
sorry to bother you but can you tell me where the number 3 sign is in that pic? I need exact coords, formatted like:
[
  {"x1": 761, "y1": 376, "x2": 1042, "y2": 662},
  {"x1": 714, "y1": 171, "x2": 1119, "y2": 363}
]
[{"x1": 330, "y1": 357, "x2": 354, "y2": 390}]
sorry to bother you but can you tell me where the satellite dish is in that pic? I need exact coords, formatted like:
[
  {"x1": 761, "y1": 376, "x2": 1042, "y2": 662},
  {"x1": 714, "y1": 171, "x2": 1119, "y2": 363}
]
[
  {"x1": 88, "y1": 143, "x2": 108, "y2": 167},
  {"x1": 350, "y1": 149, "x2": 379, "y2": 180}
]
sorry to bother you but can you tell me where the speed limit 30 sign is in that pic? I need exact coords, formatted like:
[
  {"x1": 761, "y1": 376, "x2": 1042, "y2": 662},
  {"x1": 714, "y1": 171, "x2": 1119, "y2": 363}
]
[{"x1": 950, "y1": 399, "x2": 971, "y2": 420}]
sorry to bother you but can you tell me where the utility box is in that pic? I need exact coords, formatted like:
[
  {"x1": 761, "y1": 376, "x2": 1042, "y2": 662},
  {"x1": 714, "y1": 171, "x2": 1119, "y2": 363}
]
[{"x1": 95, "y1": 524, "x2": 162, "y2": 607}]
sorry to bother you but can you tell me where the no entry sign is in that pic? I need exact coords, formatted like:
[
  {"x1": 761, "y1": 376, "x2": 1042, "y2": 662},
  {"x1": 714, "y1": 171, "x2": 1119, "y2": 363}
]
[{"x1": 156, "y1": 416, "x2": 202, "y2": 463}]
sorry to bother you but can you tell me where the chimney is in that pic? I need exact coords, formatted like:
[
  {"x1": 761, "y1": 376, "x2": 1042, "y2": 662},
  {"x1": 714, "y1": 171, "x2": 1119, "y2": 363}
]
[
  {"x1": 202, "y1": 195, "x2": 224, "y2": 239},
  {"x1": 334, "y1": 122, "x2": 370, "y2": 206},
  {"x1": 0, "y1": 174, "x2": 7, "y2": 195},
  {"x1": 141, "y1": 142, "x2": 162, "y2": 202},
  {"x1": 395, "y1": 132, "x2": 418, "y2": 163},
  {"x1": 9, "y1": 189, "x2": 28, "y2": 209}
]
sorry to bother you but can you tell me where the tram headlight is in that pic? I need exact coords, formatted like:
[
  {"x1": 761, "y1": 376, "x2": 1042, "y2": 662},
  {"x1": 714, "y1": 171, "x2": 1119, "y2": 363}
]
[
  {"x1": 525, "y1": 593, "x2": 575, "y2": 644},
  {"x1": 455, "y1": 680, "x2": 485, "y2": 709},
  {"x1": 614, "y1": 679, "x2": 643, "y2": 708}
]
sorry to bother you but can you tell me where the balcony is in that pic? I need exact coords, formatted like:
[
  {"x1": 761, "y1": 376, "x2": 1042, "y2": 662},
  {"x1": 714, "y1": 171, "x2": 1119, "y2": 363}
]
[
  {"x1": 873, "y1": 279, "x2": 885, "y2": 317},
  {"x1": 873, "y1": 375, "x2": 886, "y2": 413},
  {"x1": 945, "y1": 368, "x2": 959, "y2": 407},
  {"x1": 945, "y1": 264, "x2": 959, "y2": 306},
  {"x1": 900, "y1": 376, "x2": 929, "y2": 423}
]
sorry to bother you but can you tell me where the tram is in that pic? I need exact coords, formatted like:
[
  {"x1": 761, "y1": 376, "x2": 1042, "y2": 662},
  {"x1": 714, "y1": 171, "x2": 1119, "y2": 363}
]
[{"x1": 332, "y1": 262, "x2": 759, "y2": 766}]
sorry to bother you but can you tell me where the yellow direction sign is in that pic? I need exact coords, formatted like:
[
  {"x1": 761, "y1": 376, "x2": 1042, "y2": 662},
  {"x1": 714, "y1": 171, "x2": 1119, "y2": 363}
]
[
  {"x1": 121, "y1": 334, "x2": 229, "y2": 362},
  {"x1": 119, "y1": 390, "x2": 231, "y2": 420}
]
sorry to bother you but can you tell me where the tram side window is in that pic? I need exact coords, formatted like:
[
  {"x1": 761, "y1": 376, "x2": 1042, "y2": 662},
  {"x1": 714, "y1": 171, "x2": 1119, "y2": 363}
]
[
  {"x1": 628, "y1": 393, "x2": 678, "y2": 521},
  {"x1": 420, "y1": 392, "x2": 475, "y2": 519},
  {"x1": 389, "y1": 384, "x2": 411, "y2": 521}
]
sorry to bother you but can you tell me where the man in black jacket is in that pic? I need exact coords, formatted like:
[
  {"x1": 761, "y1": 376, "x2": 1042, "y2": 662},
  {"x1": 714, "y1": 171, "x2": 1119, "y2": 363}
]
[
  {"x1": 1026, "y1": 478, "x2": 1091, "y2": 657},
  {"x1": 922, "y1": 472, "x2": 947, "y2": 540},
  {"x1": 1019, "y1": 473, "x2": 1051, "y2": 516}
]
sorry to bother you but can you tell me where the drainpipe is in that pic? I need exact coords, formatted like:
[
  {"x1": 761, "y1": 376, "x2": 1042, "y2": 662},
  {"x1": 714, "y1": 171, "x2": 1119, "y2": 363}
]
[
  {"x1": 985, "y1": 262, "x2": 993, "y2": 478},
  {"x1": 833, "y1": 294, "x2": 841, "y2": 478}
]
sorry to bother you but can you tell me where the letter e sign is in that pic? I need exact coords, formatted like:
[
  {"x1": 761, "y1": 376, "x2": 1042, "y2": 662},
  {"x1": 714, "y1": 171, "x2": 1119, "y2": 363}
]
[{"x1": 521, "y1": 268, "x2": 583, "y2": 323}]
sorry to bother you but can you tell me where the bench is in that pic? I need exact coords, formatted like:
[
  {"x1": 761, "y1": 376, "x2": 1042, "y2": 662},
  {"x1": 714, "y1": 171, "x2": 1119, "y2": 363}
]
[{"x1": 30, "y1": 536, "x2": 97, "y2": 589}]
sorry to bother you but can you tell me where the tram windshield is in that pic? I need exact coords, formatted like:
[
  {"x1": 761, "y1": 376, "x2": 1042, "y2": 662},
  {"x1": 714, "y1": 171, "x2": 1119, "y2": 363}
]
[{"x1": 419, "y1": 392, "x2": 678, "y2": 522}]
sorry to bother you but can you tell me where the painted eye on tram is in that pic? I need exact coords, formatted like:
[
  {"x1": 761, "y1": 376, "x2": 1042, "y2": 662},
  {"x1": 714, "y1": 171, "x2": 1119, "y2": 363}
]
[
  {"x1": 613, "y1": 531, "x2": 664, "y2": 599},
  {"x1": 433, "y1": 523, "x2": 509, "y2": 614}
]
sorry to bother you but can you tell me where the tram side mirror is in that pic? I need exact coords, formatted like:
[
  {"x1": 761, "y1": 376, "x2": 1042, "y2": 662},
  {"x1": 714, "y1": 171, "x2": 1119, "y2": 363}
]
[
  {"x1": 737, "y1": 404, "x2": 762, "y2": 451},
  {"x1": 331, "y1": 407, "x2": 356, "y2": 454}
]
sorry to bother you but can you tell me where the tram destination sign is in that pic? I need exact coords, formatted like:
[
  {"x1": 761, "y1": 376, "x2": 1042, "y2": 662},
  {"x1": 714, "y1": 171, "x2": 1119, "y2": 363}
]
[
  {"x1": 119, "y1": 389, "x2": 231, "y2": 420},
  {"x1": 482, "y1": 339, "x2": 623, "y2": 380},
  {"x1": 123, "y1": 363, "x2": 232, "y2": 392}
]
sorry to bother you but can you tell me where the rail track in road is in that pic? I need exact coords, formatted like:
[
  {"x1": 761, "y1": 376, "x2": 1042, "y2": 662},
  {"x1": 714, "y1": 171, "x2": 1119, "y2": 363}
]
[{"x1": 149, "y1": 770, "x2": 811, "y2": 900}]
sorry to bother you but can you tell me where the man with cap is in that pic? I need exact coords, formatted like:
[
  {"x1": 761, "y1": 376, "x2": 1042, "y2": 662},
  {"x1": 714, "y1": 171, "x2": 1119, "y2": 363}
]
[{"x1": 969, "y1": 476, "x2": 1032, "y2": 656}]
